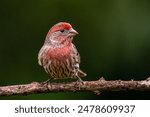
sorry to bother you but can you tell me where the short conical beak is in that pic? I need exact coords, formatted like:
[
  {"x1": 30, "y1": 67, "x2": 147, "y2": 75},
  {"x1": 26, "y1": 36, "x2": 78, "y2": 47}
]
[{"x1": 69, "y1": 28, "x2": 78, "y2": 36}]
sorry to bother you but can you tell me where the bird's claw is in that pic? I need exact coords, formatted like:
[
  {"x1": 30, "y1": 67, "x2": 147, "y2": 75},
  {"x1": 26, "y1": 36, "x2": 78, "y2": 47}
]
[{"x1": 74, "y1": 77, "x2": 84, "y2": 90}]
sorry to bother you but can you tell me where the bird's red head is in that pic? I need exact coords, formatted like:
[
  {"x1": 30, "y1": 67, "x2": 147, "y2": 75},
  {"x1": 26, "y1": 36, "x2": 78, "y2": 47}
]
[{"x1": 45, "y1": 22, "x2": 78, "y2": 44}]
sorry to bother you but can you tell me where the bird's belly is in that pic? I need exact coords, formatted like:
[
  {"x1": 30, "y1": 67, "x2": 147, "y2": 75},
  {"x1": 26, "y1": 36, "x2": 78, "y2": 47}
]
[
  {"x1": 47, "y1": 59, "x2": 75, "y2": 79},
  {"x1": 43, "y1": 45, "x2": 78, "y2": 79}
]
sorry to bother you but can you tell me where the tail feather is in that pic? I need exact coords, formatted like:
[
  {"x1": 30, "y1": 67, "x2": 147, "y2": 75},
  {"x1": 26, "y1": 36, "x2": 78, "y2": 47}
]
[{"x1": 77, "y1": 69, "x2": 87, "y2": 77}]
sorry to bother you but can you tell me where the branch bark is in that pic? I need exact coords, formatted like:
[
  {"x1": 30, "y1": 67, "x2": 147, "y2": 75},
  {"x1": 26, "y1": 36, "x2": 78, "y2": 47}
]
[{"x1": 0, "y1": 77, "x2": 150, "y2": 96}]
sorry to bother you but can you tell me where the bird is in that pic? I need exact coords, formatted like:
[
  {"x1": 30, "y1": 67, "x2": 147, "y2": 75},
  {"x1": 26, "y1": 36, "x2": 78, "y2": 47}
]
[{"x1": 38, "y1": 22, "x2": 86, "y2": 82}]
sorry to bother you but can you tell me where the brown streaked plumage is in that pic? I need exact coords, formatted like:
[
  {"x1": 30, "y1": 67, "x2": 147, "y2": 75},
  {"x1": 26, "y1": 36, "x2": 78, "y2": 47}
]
[{"x1": 38, "y1": 22, "x2": 86, "y2": 81}]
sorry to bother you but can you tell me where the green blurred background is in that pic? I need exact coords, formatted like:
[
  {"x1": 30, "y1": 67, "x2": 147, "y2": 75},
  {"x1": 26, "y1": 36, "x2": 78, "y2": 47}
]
[{"x1": 0, "y1": 0, "x2": 150, "y2": 99}]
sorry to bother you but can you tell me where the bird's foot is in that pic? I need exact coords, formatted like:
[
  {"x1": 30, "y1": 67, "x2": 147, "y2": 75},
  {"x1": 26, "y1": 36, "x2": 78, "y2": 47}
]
[{"x1": 74, "y1": 77, "x2": 84, "y2": 90}]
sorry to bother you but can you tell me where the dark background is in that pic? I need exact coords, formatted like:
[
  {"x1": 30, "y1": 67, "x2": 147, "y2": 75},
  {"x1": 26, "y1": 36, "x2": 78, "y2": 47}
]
[{"x1": 0, "y1": 0, "x2": 150, "y2": 99}]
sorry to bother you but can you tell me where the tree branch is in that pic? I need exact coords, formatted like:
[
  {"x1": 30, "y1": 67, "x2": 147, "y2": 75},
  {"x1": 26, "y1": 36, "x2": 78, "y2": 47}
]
[{"x1": 1, "y1": 77, "x2": 150, "y2": 96}]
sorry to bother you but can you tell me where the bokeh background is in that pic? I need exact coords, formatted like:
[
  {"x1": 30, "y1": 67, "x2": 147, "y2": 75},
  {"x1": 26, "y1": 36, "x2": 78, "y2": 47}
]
[{"x1": 0, "y1": 0, "x2": 150, "y2": 99}]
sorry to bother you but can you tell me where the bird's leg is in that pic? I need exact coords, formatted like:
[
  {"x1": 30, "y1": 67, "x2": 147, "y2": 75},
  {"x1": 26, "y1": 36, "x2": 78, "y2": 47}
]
[
  {"x1": 77, "y1": 77, "x2": 83, "y2": 82},
  {"x1": 41, "y1": 78, "x2": 53, "y2": 85}
]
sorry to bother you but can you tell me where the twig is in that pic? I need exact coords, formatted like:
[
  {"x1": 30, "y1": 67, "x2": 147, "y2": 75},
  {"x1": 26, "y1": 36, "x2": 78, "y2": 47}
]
[{"x1": 0, "y1": 77, "x2": 150, "y2": 96}]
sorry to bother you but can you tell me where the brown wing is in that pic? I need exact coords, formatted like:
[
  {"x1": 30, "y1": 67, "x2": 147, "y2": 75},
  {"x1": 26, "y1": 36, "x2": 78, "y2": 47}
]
[
  {"x1": 72, "y1": 44, "x2": 87, "y2": 78},
  {"x1": 72, "y1": 44, "x2": 80, "y2": 64}
]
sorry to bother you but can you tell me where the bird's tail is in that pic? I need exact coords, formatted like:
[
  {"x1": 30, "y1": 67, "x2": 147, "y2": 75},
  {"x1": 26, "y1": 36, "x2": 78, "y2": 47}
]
[{"x1": 77, "y1": 69, "x2": 87, "y2": 77}]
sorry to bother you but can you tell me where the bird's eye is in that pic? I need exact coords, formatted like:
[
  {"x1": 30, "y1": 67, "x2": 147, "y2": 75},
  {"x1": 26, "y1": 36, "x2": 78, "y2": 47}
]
[{"x1": 60, "y1": 29, "x2": 64, "y2": 33}]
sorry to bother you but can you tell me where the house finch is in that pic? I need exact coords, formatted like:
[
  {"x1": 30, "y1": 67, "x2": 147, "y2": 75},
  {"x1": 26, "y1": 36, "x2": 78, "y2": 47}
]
[{"x1": 38, "y1": 22, "x2": 86, "y2": 82}]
